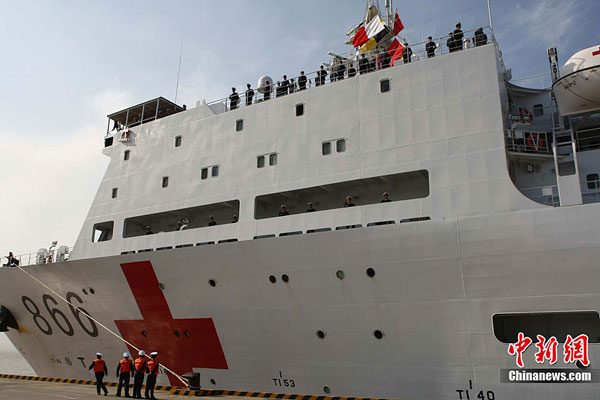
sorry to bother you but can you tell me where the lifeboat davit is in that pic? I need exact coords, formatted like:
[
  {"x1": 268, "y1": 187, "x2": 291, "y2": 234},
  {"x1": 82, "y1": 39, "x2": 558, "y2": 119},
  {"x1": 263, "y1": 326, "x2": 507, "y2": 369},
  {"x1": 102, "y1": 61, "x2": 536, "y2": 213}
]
[{"x1": 552, "y1": 45, "x2": 600, "y2": 116}]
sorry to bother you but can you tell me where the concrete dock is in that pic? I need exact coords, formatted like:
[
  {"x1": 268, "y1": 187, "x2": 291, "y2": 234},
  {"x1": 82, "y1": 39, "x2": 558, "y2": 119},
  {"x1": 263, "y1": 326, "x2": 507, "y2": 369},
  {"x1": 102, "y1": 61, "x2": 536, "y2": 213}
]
[{"x1": 0, "y1": 377, "x2": 242, "y2": 400}]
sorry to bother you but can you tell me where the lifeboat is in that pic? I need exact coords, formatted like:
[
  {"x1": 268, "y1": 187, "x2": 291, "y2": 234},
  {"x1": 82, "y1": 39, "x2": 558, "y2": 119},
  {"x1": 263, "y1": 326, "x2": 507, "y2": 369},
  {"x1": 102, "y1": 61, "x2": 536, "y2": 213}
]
[{"x1": 553, "y1": 45, "x2": 600, "y2": 116}]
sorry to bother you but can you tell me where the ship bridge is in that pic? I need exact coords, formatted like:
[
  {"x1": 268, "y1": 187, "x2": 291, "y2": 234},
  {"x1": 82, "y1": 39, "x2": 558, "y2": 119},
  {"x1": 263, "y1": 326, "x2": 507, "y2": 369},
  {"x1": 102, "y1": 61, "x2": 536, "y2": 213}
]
[{"x1": 106, "y1": 97, "x2": 184, "y2": 134}]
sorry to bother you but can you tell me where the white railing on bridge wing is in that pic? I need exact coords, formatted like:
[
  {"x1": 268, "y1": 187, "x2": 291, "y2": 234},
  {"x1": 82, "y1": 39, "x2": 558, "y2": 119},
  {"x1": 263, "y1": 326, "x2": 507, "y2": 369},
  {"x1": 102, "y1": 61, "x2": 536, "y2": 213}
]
[{"x1": 1, "y1": 247, "x2": 73, "y2": 268}]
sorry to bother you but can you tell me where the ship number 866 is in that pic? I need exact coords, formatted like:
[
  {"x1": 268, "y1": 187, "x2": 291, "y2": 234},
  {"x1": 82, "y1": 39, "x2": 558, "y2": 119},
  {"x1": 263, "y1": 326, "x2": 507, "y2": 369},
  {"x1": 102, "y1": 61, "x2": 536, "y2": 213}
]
[{"x1": 21, "y1": 292, "x2": 98, "y2": 337}]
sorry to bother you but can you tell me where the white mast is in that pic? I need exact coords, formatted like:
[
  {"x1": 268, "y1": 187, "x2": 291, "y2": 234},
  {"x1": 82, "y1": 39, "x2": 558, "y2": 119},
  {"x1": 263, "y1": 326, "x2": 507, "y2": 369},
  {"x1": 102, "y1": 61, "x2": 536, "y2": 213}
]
[{"x1": 487, "y1": 0, "x2": 494, "y2": 32}]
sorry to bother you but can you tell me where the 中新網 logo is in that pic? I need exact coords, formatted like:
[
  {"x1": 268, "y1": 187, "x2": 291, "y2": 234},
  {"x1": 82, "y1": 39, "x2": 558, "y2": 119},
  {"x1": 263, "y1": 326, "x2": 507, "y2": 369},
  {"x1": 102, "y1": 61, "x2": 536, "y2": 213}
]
[{"x1": 507, "y1": 332, "x2": 589, "y2": 368}]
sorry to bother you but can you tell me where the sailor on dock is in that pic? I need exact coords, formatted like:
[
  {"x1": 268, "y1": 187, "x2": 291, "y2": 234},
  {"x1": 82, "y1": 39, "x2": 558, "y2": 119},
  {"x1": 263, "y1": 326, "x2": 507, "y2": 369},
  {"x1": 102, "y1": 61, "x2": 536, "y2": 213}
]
[
  {"x1": 116, "y1": 352, "x2": 134, "y2": 398},
  {"x1": 145, "y1": 352, "x2": 160, "y2": 400},
  {"x1": 133, "y1": 350, "x2": 147, "y2": 399},
  {"x1": 88, "y1": 352, "x2": 109, "y2": 396}
]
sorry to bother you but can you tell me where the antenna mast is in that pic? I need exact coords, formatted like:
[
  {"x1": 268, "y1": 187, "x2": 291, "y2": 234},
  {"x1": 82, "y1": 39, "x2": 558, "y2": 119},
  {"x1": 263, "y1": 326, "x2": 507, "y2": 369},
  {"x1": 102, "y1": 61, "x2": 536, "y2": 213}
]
[
  {"x1": 174, "y1": 39, "x2": 184, "y2": 104},
  {"x1": 487, "y1": 0, "x2": 494, "y2": 33}
]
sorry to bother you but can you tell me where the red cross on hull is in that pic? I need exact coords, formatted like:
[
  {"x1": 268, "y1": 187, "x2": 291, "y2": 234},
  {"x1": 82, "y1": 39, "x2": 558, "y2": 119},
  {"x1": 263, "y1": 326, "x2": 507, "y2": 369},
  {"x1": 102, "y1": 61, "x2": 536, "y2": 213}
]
[{"x1": 115, "y1": 261, "x2": 228, "y2": 386}]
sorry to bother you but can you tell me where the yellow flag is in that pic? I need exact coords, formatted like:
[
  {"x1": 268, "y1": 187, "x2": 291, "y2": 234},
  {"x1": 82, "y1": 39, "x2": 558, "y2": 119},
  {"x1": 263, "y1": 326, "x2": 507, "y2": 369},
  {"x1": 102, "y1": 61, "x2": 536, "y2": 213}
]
[{"x1": 361, "y1": 37, "x2": 377, "y2": 52}]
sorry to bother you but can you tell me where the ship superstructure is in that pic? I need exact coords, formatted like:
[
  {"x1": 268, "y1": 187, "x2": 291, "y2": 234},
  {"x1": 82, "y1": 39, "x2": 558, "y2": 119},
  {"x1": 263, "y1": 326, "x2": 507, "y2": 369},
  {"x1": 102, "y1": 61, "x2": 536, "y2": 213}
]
[{"x1": 2, "y1": 3, "x2": 600, "y2": 399}]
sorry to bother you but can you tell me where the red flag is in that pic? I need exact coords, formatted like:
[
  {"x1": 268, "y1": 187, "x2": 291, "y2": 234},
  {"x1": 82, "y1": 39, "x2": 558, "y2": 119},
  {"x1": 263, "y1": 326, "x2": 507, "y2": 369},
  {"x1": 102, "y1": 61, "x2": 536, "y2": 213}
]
[
  {"x1": 393, "y1": 13, "x2": 404, "y2": 35},
  {"x1": 388, "y1": 39, "x2": 405, "y2": 66},
  {"x1": 352, "y1": 26, "x2": 369, "y2": 47}
]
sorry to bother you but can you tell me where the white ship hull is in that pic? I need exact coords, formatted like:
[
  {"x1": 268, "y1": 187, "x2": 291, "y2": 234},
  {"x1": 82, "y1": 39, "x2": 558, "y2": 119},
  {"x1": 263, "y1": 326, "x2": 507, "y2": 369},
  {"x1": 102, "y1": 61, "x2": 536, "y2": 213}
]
[{"x1": 3, "y1": 203, "x2": 600, "y2": 399}]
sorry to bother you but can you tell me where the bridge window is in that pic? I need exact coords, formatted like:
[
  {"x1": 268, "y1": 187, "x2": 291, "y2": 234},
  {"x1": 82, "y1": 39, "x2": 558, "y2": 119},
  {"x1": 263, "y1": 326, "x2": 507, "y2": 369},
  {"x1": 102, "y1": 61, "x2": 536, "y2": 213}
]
[
  {"x1": 533, "y1": 104, "x2": 544, "y2": 117},
  {"x1": 175, "y1": 135, "x2": 182, "y2": 147},
  {"x1": 111, "y1": 188, "x2": 118, "y2": 199},
  {"x1": 493, "y1": 312, "x2": 600, "y2": 343},
  {"x1": 336, "y1": 139, "x2": 346, "y2": 153},
  {"x1": 296, "y1": 104, "x2": 304, "y2": 116},
  {"x1": 92, "y1": 221, "x2": 114, "y2": 242},
  {"x1": 322, "y1": 142, "x2": 331, "y2": 155},
  {"x1": 212, "y1": 165, "x2": 219, "y2": 177},
  {"x1": 254, "y1": 170, "x2": 429, "y2": 219},
  {"x1": 201, "y1": 168, "x2": 208, "y2": 179},
  {"x1": 124, "y1": 150, "x2": 130, "y2": 161},
  {"x1": 380, "y1": 79, "x2": 391, "y2": 93},
  {"x1": 162, "y1": 176, "x2": 169, "y2": 188},
  {"x1": 257, "y1": 156, "x2": 265, "y2": 168},
  {"x1": 124, "y1": 200, "x2": 240, "y2": 238},
  {"x1": 236, "y1": 119, "x2": 244, "y2": 132}
]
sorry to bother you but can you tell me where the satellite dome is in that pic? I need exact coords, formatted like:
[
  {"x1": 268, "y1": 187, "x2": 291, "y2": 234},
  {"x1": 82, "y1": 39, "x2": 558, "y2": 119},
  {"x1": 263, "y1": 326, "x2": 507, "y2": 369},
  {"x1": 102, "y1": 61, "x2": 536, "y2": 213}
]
[{"x1": 257, "y1": 76, "x2": 273, "y2": 94}]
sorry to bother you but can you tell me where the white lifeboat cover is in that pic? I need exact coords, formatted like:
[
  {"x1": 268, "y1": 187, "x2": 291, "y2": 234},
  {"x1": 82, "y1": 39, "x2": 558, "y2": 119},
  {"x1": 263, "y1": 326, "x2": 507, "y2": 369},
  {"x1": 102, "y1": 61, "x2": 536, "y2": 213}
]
[{"x1": 553, "y1": 45, "x2": 600, "y2": 116}]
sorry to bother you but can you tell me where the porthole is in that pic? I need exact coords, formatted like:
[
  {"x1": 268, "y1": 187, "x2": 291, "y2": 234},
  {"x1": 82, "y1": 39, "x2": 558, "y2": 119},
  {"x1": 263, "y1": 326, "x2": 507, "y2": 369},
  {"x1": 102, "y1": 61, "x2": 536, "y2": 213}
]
[
  {"x1": 336, "y1": 270, "x2": 345, "y2": 280},
  {"x1": 174, "y1": 330, "x2": 181, "y2": 337},
  {"x1": 158, "y1": 282, "x2": 165, "y2": 290},
  {"x1": 269, "y1": 153, "x2": 278, "y2": 166},
  {"x1": 162, "y1": 176, "x2": 169, "y2": 188},
  {"x1": 295, "y1": 103, "x2": 304, "y2": 116},
  {"x1": 141, "y1": 330, "x2": 148, "y2": 337},
  {"x1": 89, "y1": 288, "x2": 95, "y2": 295},
  {"x1": 124, "y1": 150, "x2": 130, "y2": 161},
  {"x1": 366, "y1": 267, "x2": 375, "y2": 277},
  {"x1": 184, "y1": 330, "x2": 191, "y2": 337},
  {"x1": 373, "y1": 329, "x2": 384, "y2": 339},
  {"x1": 82, "y1": 288, "x2": 88, "y2": 295},
  {"x1": 210, "y1": 378, "x2": 216, "y2": 385},
  {"x1": 209, "y1": 279, "x2": 216, "y2": 287},
  {"x1": 257, "y1": 156, "x2": 265, "y2": 168},
  {"x1": 201, "y1": 168, "x2": 208, "y2": 180},
  {"x1": 336, "y1": 139, "x2": 346, "y2": 153},
  {"x1": 281, "y1": 274, "x2": 289, "y2": 283},
  {"x1": 236, "y1": 119, "x2": 244, "y2": 132},
  {"x1": 212, "y1": 165, "x2": 219, "y2": 177},
  {"x1": 380, "y1": 79, "x2": 390, "y2": 93},
  {"x1": 269, "y1": 275, "x2": 277, "y2": 283},
  {"x1": 316, "y1": 330, "x2": 326, "y2": 339},
  {"x1": 323, "y1": 386, "x2": 331, "y2": 394},
  {"x1": 111, "y1": 188, "x2": 118, "y2": 199},
  {"x1": 322, "y1": 142, "x2": 331, "y2": 155},
  {"x1": 175, "y1": 135, "x2": 182, "y2": 147}
]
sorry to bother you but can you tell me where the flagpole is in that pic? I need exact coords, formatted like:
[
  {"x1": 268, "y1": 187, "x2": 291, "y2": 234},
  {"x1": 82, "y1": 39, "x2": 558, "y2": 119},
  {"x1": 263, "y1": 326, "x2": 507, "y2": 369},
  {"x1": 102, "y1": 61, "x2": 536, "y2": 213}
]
[{"x1": 487, "y1": 0, "x2": 494, "y2": 32}]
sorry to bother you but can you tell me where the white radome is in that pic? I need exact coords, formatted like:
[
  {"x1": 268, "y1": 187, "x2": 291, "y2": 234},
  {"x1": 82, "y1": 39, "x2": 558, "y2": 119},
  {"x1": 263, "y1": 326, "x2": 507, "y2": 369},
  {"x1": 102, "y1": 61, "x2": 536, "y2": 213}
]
[{"x1": 257, "y1": 75, "x2": 273, "y2": 93}]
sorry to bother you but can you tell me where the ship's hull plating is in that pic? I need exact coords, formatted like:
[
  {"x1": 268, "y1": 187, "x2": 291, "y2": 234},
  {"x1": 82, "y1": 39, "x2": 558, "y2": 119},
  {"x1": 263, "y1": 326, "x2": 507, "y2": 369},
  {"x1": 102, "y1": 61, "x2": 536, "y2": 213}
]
[{"x1": 2, "y1": 203, "x2": 600, "y2": 399}]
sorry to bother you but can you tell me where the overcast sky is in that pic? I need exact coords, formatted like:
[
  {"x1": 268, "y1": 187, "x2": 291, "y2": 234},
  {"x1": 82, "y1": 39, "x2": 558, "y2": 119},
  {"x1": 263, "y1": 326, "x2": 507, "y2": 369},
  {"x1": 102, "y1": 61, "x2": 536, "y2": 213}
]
[{"x1": 0, "y1": 0, "x2": 598, "y2": 353}]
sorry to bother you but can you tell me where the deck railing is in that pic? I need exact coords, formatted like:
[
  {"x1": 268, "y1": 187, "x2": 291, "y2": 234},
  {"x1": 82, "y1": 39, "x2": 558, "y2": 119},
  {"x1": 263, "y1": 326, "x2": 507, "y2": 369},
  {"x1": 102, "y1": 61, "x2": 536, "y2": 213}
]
[
  {"x1": 505, "y1": 130, "x2": 552, "y2": 154},
  {"x1": 206, "y1": 26, "x2": 494, "y2": 114}
]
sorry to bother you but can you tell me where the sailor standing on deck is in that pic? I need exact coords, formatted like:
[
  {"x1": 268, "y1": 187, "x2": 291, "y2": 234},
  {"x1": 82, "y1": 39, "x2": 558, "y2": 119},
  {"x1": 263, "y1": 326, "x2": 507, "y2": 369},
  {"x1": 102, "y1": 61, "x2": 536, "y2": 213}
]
[
  {"x1": 116, "y1": 352, "x2": 134, "y2": 398},
  {"x1": 133, "y1": 350, "x2": 147, "y2": 399},
  {"x1": 88, "y1": 352, "x2": 109, "y2": 396},
  {"x1": 145, "y1": 352, "x2": 160, "y2": 400}
]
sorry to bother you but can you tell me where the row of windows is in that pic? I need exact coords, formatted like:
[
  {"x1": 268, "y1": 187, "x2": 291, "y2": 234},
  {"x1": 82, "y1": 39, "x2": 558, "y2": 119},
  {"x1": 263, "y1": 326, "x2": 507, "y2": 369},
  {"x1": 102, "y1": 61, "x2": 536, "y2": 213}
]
[
  {"x1": 97, "y1": 170, "x2": 428, "y2": 241},
  {"x1": 115, "y1": 138, "x2": 348, "y2": 196},
  {"x1": 161, "y1": 79, "x2": 389, "y2": 148}
]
